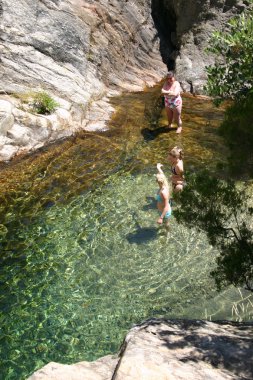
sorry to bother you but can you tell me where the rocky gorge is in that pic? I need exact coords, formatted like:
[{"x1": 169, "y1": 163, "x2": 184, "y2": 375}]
[
  {"x1": 1, "y1": 1, "x2": 253, "y2": 379},
  {"x1": 0, "y1": 0, "x2": 248, "y2": 160}
]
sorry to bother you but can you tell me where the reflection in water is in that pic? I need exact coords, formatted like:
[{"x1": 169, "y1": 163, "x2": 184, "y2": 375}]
[{"x1": 0, "y1": 86, "x2": 252, "y2": 380}]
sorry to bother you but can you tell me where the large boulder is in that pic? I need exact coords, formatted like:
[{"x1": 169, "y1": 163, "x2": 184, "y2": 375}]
[{"x1": 28, "y1": 319, "x2": 253, "y2": 380}]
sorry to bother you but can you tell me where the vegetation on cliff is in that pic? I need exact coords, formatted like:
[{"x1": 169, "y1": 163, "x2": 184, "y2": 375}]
[
  {"x1": 204, "y1": 2, "x2": 253, "y2": 104},
  {"x1": 175, "y1": 3, "x2": 253, "y2": 292}
]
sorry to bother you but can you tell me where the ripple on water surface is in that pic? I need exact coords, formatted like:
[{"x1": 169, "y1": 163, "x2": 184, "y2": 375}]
[
  {"x1": 0, "y1": 88, "x2": 252, "y2": 380},
  {"x1": 1, "y1": 172, "x2": 253, "y2": 379}
]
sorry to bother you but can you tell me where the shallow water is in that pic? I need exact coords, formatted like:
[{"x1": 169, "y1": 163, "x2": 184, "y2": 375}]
[{"x1": 0, "y1": 86, "x2": 252, "y2": 379}]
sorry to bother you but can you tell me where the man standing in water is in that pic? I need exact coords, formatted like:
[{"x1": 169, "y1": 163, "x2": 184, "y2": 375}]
[{"x1": 162, "y1": 71, "x2": 183, "y2": 134}]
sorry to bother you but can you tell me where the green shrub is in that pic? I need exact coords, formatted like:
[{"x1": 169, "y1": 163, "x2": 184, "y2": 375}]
[
  {"x1": 204, "y1": 3, "x2": 253, "y2": 104},
  {"x1": 33, "y1": 92, "x2": 59, "y2": 114}
]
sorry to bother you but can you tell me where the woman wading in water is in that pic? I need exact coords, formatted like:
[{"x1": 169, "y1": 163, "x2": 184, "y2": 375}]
[
  {"x1": 162, "y1": 71, "x2": 183, "y2": 134},
  {"x1": 157, "y1": 146, "x2": 185, "y2": 195},
  {"x1": 155, "y1": 171, "x2": 171, "y2": 231},
  {"x1": 168, "y1": 146, "x2": 185, "y2": 193}
]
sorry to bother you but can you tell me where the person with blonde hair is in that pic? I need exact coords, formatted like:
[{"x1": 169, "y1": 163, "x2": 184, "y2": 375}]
[
  {"x1": 169, "y1": 146, "x2": 184, "y2": 192},
  {"x1": 161, "y1": 71, "x2": 183, "y2": 134},
  {"x1": 157, "y1": 146, "x2": 185, "y2": 194},
  {"x1": 155, "y1": 171, "x2": 171, "y2": 228}
]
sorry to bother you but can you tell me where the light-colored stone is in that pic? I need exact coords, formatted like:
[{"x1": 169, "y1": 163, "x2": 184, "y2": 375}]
[
  {"x1": 0, "y1": 0, "x2": 166, "y2": 105},
  {"x1": 7, "y1": 123, "x2": 32, "y2": 146},
  {"x1": 28, "y1": 355, "x2": 118, "y2": 380},
  {"x1": 0, "y1": 113, "x2": 15, "y2": 135},
  {"x1": 0, "y1": 99, "x2": 13, "y2": 114},
  {"x1": 113, "y1": 319, "x2": 253, "y2": 380},
  {"x1": 28, "y1": 319, "x2": 253, "y2": 380},
  {"x1": 84, "y1": 120, "x2": 109, "y2": 132},
  {"x1": 0, "y1": 135, "x2": 13, "y2": 148},
  {"x1": 0, "y1": 144, "x2": 18, "y2": 161}
]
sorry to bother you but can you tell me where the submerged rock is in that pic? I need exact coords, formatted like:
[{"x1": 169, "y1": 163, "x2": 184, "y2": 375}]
[{"x1": 28, "y1": 318, "x2": 253, "y2": 380}]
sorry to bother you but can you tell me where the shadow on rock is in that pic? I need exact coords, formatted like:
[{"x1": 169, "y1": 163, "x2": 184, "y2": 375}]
[{"x1": 157, "y1": 319, "x2": 253, "y2": 378}]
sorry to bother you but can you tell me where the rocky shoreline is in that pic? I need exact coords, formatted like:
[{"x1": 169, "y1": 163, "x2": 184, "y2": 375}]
[
  {"x1": 0, "y1": 0, "x2": 245, "y2": 162},
  {"x1": 28, "y1": 318, "x2": 253, "y2": 380}
]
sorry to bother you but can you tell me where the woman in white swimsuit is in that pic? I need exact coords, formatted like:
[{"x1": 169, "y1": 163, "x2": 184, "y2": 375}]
[{"x1": 161, "y1": 71, "x2": 183, "y2": 134}]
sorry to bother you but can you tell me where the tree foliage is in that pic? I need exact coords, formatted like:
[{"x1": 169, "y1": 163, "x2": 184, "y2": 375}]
[
  {"x1": 205, "y1": 3, "x2": 253, "y2": 104},
  {"x1": 174, "y1": 172, "x2": 253, "y2": 292},
  {"x1": 219, "y1": 91, "x2": 253, "y2": 177}
]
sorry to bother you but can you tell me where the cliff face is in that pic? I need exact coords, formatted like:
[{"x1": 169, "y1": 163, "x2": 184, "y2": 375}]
[
  {"x1": 152, "y1": 0, "x2": 248, "y2": 92},
  {"x1": 0, "y1": 0, "x2": 167, "y2": 160},
  {"x1": 0, "y1": 0, "x2": 165, "y2": 100}
]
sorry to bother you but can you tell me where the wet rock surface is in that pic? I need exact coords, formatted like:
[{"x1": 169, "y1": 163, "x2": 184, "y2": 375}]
[{"x1": 29, "y1": 319, "x2": 253, "y2": 380}]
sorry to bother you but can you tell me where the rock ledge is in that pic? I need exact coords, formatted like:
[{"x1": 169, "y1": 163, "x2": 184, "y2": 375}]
[{"x1": 29, "y1": 318, "x2": 253, "y2": 380}]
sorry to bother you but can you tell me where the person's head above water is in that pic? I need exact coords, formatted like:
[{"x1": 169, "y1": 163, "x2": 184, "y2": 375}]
[{"x1": 169, "y1": 146, "x2": 183, "y2": 160}]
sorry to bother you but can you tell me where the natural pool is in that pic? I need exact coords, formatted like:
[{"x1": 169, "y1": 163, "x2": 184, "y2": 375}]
[{"x1": 0, "y1": 85, "x2": 253, "y2": 379}]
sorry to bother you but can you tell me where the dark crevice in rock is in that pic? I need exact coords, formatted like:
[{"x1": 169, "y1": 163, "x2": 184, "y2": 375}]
[{"x1": 151, "y1": 0, "x2": 178, "y2": 70}]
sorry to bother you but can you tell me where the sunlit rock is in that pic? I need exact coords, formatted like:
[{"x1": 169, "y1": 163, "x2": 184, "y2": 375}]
[
  {"x1": 0, "y1": 144, "x2": 18, "y2": 161},
  {"x1": 0, "y1": 0, "x2": 167, "y2": 161},
  {"x1": 28, "y1": 319, "x2": 253, "y2": 380},
  {"x1": 7, "y1": 124, "x2": 32, "y2": 146},
  {"x1": 28, "y1": 355, "x2": 118, "y2": 380}
]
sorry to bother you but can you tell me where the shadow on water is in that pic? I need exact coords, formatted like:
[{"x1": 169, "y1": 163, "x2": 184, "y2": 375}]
[
  {"x1": 142, "y1": 196, "x2": 157, "y2": 211},
  {"x1": 126, "y1": 227, "x2": 158, "y2": 244},
  {"x1": 126, "y1": 211, "x2": 158, "y2": 244},
  {"x1": 141, "y1": 126, "x2": 177, "y2": 141},
  {"x1": 0, "y1": 84, "x2": 252, "y2": 380}
]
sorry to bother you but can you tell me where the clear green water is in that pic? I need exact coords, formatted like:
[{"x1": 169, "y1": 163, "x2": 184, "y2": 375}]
[{"x1": 0, "y1": 86, "x2": 252, "y2": 380}]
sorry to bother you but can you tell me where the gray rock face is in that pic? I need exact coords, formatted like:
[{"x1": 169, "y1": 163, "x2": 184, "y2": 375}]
[
  {"x1": 0, "y1": 0, "x2": 166, "y2": 160},
  {"x1": 28, "y1": 319, "x2": 253, "y2": 380},
  {"x1": 152, "y1": 0, "x2": 246, "y2": 93},
  {"x1": 0, "y1": 0, "x2": 165, "y2": 100}
]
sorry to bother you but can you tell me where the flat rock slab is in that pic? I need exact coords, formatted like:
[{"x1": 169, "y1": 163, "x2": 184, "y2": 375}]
[
  {"x1": 28, "y1": 355, "x2": 118, "y2": 380},
  {"x1": 113, "y1": 319, "x2": 253, "y2": 380},
  {"x1": 28, "y1": 319, "x2": 253, "y2": 380}
]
